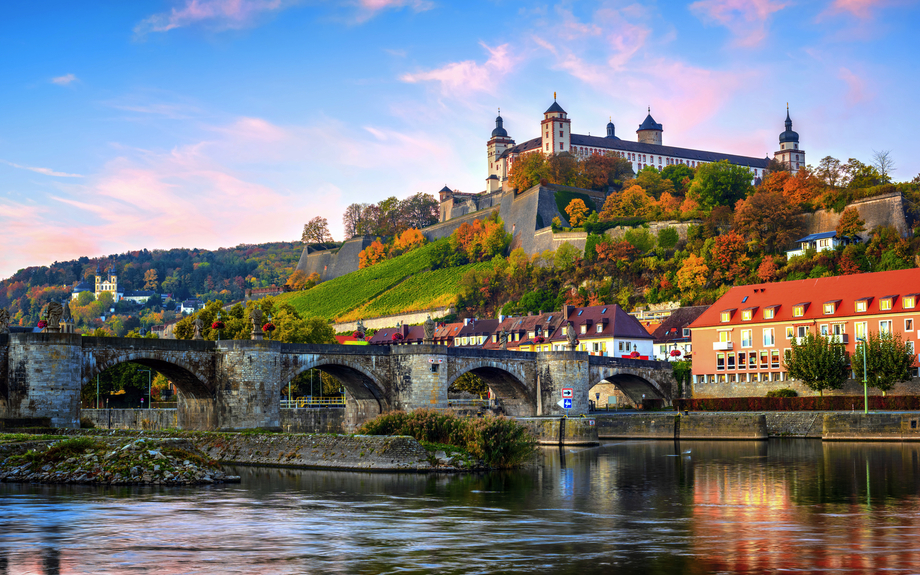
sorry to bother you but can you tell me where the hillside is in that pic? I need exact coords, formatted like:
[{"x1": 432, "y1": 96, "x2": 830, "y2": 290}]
[{"x1": 276, "y1": 240, "x2": 490, "y2": 322}]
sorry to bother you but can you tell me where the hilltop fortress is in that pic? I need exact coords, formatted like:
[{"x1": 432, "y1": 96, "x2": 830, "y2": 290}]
[{"x1": 296, "y1": 99, "x2": 902, "y2": 283}]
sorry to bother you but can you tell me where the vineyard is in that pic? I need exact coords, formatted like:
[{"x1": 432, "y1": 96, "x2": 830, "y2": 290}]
[
  {"x1": 276, "y1": 240, "x2": 468, "y2": 321},
  {"x1": 336, "y1": 261, "x2": 491, "y2": 322}
]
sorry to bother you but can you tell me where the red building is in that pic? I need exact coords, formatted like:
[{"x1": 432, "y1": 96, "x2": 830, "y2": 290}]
[{"x1": 689, "y1": 269, "x2": 920, "y2": 391}]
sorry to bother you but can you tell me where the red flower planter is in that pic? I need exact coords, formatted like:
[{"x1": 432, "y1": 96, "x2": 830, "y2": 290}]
[{"x1": 212, "y1": 321, "x2": 225, "y2": 330}]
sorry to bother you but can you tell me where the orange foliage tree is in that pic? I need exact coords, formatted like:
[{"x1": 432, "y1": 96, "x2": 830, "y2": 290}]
[
  {"x1": 564, "y1": 199, "x2": 590, "y2": 227},
  {"x1": 391, "y1": 228, "x2": 427, "y2": 256},
  {"x1": 677, "y1": 254, "x2": 709, "y2": 292},
  {"x1": 599, "y1": 185, "x2": 653, "y2": 220},
  {"x1": 358, "y1": 240, "x2": 388, "y2": 269},
  {"x1": 710, "y1": 231, "x2": 749, "y2": 283}
]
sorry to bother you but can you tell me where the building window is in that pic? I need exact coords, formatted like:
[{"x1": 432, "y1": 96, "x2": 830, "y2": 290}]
[
  {"x1": 760, "y1": 350, "x2": 769, "y2": 369},
  {"x1": 742, "y1": 310, "x2": 752, "y2": 321},
  {"x1": 821, "y1": 324, "x2": 829, "y2": 336},
  {"x1": 793, "y1": 305, "x2": 805, "y2": 317},
  {"x1": 559, "y1": 131, "x2": 563, "y2": 137},
  {"x1": 580, "y1": 325, "x2": 587, "y2": 334},
  {"x1": 771, "y1": 350, "x2": 780, "y2": 369},
  {"x1": 855, "y1": 322, "x2": 867, "y2": 341},
  {"x1": 907, "y1": 318, "x2": 914, "y2": 332},
  {"x1": 719, "y1": 331, "x2": 731, "y2": 343},
  {"x1": 764, "y1": 308, "x2": 775, "y2": 319},
  {"x1": 721, "y1": 311, "x2": 733, "y2": 322},
  {"x1": 738, "y1": 352, "x2": 746, "y2": 369},
  {"x1": 749, "y1": 353, "x2": 757, "y2": 369},
  {"x1": 880, "y1": 320, "x2": 893, "y2": 335},
  {"x1": 596, "y1": 324, "x2": 603, "y2": 333},
  {"x1": 727, "y1": 353, "x2": 736, "y2": 369},
  {"x1": 856, "y1": 300, "x2": 868, "y2": 313},
  {"x1": 763, "y1": 328, "x2": 775, "y2": 347},
  {"x1": 797, "y1": 325, "x2": 809, "y2": 338},
  {"x1": 683, "y1": 328, "x2": 690, "y2": 337},
  {"x1": 880, "y1": 298, "x2": 893, "y2": 311},
  {"x1": 741, "y1": 329, "x2": 752, "y2": 347},
  {"x1": 905, "y1": 296, "x2": 916, "y2": 309},
  {"x1": 716, "y1": 353, "x2": 725, "y2": 370},
  {"x1": 785, "y1": 326, "x2": 794, "y2": 339}
]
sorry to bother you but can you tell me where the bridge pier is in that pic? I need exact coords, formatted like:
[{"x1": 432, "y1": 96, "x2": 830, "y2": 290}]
[
  {"x1": 6, "y1": 334, "x2": 83, "y2": 428},
  {"x1": 217, "y1": 341, "x2": 281, "y2": 431}
]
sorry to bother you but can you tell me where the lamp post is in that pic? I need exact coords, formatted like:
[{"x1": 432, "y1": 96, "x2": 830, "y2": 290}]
[
  {"x1": 856, "y1": 337, "x2": 868, "y2": 414},
  {"x1": 138, "y1": 369, "x2": 152, "y2": 409}
]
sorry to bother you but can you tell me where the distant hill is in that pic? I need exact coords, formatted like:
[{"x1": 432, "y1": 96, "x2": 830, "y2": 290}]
[{"x1": 0, "y1": 242, "x2": 302, "y2": 330}]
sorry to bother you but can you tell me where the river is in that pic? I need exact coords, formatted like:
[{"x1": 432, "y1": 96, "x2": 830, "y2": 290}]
[{"x1": 2, "y1": 439, "x2": 920, "y2": 574}]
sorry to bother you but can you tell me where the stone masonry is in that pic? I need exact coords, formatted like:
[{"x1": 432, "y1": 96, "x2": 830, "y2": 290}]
[{"x1": 0, "y1": 334, "x2": 674, "y2": 430}]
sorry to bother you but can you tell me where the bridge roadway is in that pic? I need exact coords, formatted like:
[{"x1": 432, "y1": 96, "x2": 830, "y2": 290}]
[{"x1": 0, "y1": 333, "x2": 675, "y2": 430}]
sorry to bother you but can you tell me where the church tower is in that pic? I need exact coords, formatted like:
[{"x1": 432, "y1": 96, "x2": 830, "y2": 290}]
[
  {"x1": 541, "y1": 94, "x2": 570, "y2": 155},
  {"x1": 774, "y1": 105, "x2": 804, "y2": 174},
  {"x1": 636, "y1": 108, "x2": 663, "y2": 145},
  {"x1": 487, "y1": 110, "x2": 514, "y2": 193}
]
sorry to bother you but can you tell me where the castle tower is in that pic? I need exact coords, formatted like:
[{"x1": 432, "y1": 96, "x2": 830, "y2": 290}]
[
  {"x1": 637, "y1": 108, "x2": 663, "y2": 145},
  {"x1": 541, "y1": 94, "x2": 570, "y2": 155},
  {"x1": 774, "y1": 105, "x2": 804, "y2": 174},
  {"x1": 487, "y1": 110, "x2": 514, "y2": 193},
  {"x1": 606, "y1": 117, "x2": 619, "y2": 139}
]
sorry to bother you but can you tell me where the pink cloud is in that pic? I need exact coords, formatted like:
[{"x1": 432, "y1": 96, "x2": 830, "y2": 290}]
[
  {"x1": 838, "y1": 66, "x2": 873, "y2": 106},
  {"x1": 400, "y1": 42, "x2": 516, "y2": 96},
  {"x1": 134, "y1": 0, "x2": 292, "y2": 36},
  {"x1": 689, "y1": 0, "x2": 789, "y2": 47},
  {"x1": 822, "y1": 0, "x2": 900, "y2": 18},
  {"x1": 352, "y1": 0, "x2": 433, "y2": 22},
  {"x1": 1, "y1": 160, "x2": 83, "y2": 178}
]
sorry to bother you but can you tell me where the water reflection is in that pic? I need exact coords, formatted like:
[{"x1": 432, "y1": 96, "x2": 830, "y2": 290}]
[{"x1": 2, "y1": 441, "x2": 920, "y2": 573}]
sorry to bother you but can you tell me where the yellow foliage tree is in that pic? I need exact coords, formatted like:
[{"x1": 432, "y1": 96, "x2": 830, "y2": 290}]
[
  {"x1": 676, "y1": 254, "x2": 709, "y2": 292},
  {"x1": 564, "y1": 199, "x2": 590, "y2": 227},
  {"x1": 392, "y1": 228, "x2": 427, "y2": 256},
  {"x1": 358, "y1": 240, "x2": 388, "y2": 269},
  {"x1": 599, "y1": 185, "x2": 653, "y2": 220}
]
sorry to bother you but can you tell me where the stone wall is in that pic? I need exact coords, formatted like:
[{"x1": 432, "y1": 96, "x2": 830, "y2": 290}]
[
  {"x1": 799, "y1": 191, "x2": 911, "y2": 241},
  {"x1": 515, "y1": 417, "x2": 599, "y2": 445},
  {"x1": 82, "y1": 408, "x2": 178, "y2": 430},
  {"x1": 194, "y1": 433, "x2": 432, "y2": 471},
  {"x1": 596, "y1": 413, "x2": 767, "y2": 440},
  {"x1": 332, "y1": 307, "x2": 451, "y2": 333},
  {"x1": 7, "y1": 333, "x2": 83, "y2": 428},
  {"x1": 823, "y1": 412, "x2": 920, "y2": 441},
  {"x1": 691, "y1": 376, "x2": 920, "y2": 399},
  {"x1": 420, "y1": 206, "x2": 501, "y2": 241},
  {"x1": 279, "y1": 408, "x2": 345, "y2": 434},
  {"x1": 604, "y1": 220, "x2": 701, "y2": 242},
  {"x1": 216, "y1": 340, "x2": 281, "y2": 431},
  {"x1": 294, "y1": 236, "x2": 377, "y2": 283},
  {"x1": 764, "y1": 412, "x2": 824, "y2": 437}
]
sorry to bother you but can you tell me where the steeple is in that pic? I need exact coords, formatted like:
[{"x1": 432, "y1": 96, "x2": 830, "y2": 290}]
[
  {"x1": 491, "y1": 109, "x2": 508, "y2": 138},
  {"x1": 637, "y1": 107, "x2": 663, "y2": 145},
  {"x1": 606, "y1": 116, "x2": 617, "y2": 139}
]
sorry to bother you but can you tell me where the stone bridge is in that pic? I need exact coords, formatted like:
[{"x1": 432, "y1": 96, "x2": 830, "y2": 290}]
[{"x1": 0, "y1": 333, "x2": 675, "y2": 430}]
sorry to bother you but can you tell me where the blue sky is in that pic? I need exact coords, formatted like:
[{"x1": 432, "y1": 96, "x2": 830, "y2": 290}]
[{"x1": 1, "y1": 0, "x2": 918, "y2": 279}]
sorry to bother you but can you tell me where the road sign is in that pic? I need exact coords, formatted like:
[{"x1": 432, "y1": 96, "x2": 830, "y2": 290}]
[
  {"x1": 427, "y1": 358, "x2": 444, "y2": 364},
  {"x1": 561, "y1": 388, "x2": 574, "y2": 399},
  {"x1": 557, "y1": 398, "x2": 572, "y2": 409}
]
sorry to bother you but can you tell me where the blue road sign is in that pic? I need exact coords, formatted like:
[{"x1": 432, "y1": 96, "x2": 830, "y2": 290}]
[{"x1": 563, "y1": 398, "x2": 572, "y2": 409}]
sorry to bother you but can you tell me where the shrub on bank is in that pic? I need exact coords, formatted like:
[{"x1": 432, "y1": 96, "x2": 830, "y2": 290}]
[
  {"x1": 357, "y1": 410, "x2": 535, "y2": 468},
  {"x1": 675, "y1": 395, "x2": 920, "y2": 411},
  {"x1": 765, "y1": 389, "x2": 798, "y2": 398}
]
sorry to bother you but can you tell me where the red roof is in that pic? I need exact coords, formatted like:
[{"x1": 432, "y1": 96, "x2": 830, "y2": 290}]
[
  {"x1": 690, "y1": 269, "x2": 920, "y2": 329},
  {"x1": 549, "y1": 304, "x2": 654, "y2": 342}
]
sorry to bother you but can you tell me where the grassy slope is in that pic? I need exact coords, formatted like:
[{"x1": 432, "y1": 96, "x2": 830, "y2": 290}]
[{"x1": 276, "y1": 240, "x2": 486, "y2": 322}]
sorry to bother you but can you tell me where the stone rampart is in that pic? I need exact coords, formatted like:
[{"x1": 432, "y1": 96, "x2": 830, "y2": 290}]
[
  {"x1": 596, "y1": 413, "x2": 767, "y2": 439},
  {"x1": 798, "y1": 191, "x2": 911, "y2": 241},
  {"x1": 194, "y1": 433, "x2": 432, "y2": 471},
  {"x1": 332, "y1": 307, "x2": 451, "y2": 333},
  {"x1": 604, "y1": 220, "x2": 701, "y2": 242},
  {"x1": 294, "y1": 236, "x2": 376, "y2": 283},
  {"x1": 764, "y1": 412, "x2": 824, "y2": 437},
  {"x1": 515, "y1": 417, "x2": 599, "y2": 445}
]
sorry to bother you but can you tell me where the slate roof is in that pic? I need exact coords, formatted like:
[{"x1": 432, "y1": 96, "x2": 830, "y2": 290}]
[
  {"x1": 690, "y1": 269, "x2": 920, "y2": 329},
  {"x1": 544, "y1": 101, "x2": 566, "y2": 114},
  {"x1": 638, "y1": 113, "x2": 662, "y2": 131},
  {"x1": 72, "y1": 281, "x2": 92, "y2": 293},
  {"x1": 549, "y1": 304, "x2": 654, "y2": 343},
  {"x1": 368, "y1": 324, "x2": 426, "y2": 345},
  {"x1": 795, "y1": 231, "x2": 838, "y2": 242},
  {"x1": 500, "y1": 135, "x2": 769, "y2": 168},
  {"x1": 123, "y1": 290, "x2": 156, "y2": 298},
  {"x1": 481, "y1": 313, "x2": 567, "y2": 350},
  {"x1": 649, "y1": 306, "x2": 710, "y2": 344}
]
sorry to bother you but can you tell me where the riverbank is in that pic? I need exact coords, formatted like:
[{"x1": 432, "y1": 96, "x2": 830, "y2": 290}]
[{"x1": 0, "y1": 435, "x2": 239, "y2": 485}]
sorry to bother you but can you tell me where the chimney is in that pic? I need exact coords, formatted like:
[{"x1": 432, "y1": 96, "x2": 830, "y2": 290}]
[
  {"x1": 538, "y1": 310, "x2": 543, "y2": 316},
  {"x1": 563, "y1": 304, "x2": 575, "y2": 318},
  {"x1": 528, "y1": 311, "x2": 532, "y2": 316},
  {"x1": 463, "y1": 318, "x2": 470, "y2": 326}
]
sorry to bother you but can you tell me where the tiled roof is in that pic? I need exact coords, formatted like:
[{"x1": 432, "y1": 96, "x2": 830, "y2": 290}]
[
  {"x1": 690, "y1": 269, "x2": 920, "y2": 329},
  {"x1": 481, "y1": 313, "x2": 566, "y2": 350},
  {"x1": 795, "y1": 231, "x2": 838, "y2": 242},
  {"x1": 368, "y1": 324, "x2": 426, "y2": 345},
  {"x1": 500, "y1": 135, "x2": 769, "y2": 168},
  {"x1": 549, "y1": 304, "x2": 655, "y2": 342},
  {"x1": 650, "y1": 306, "x2": 710, "y2": 343}
]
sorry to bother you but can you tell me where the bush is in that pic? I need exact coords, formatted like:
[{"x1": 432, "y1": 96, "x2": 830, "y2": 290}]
[
  {"x1": 358, "y1": 409, "x2": 535, "y2": 468},
  {"x1": 583, "y1": 217, "x2": 646, "y2": 234},
  {"x1": 765, "y1": 388, "x2": 798, "y2": 398},
  {"x1": 79, "y1": 416, "x2": 96, "y2": 429}
]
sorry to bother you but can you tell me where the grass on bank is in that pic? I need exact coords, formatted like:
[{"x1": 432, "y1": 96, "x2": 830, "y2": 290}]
[{"x1": 357, "y1": 409, "x2": 535, "y2": 468}]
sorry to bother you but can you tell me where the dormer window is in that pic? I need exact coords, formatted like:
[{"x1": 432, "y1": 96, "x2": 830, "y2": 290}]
[
  {"x1": 683, "y1": 328, "x2": 690, "y2": 337},
  {"x1": 720, "y1": 309, "x2": 735, "y2": 322},
  {"x1": 905, "y1": 296, "x2": 917, "y2": 309},
  {"x1": 855, "y1": 298, "x2": 871, "y2": 313},
  {"x1": 596, "y1": 324, "x2": 603, "y2": 333},
  {"x1": 763, "y1": 306, "x2": 777, "y2": 319},
  {"x1": 823, "y1": 300, "x2": 839, "y2": 315},
  {"x1": 742, "y1": 310, "x2": 752, "y2": 321},
  {"x1": 580, "y1": 325, "x2": 587, "y2": 334},
  {"x1": 792, "y1": 303, "x2": 809, "y2": 317},
  {"x1": 880, "y1": 296, "x2": 896, "y2": 311}
]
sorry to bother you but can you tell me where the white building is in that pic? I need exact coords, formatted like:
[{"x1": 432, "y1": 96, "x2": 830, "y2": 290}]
[
  {"x1": 487, "y1": 99, "x2": 805, "y2": 191},
  {"x1": 785, "y1": 231, "x2": 848, "y2": 259}
]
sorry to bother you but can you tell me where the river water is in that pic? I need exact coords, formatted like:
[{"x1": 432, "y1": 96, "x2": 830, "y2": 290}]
[{"x1": 3, "y1": 439, "x2": 920, "y2": 574}]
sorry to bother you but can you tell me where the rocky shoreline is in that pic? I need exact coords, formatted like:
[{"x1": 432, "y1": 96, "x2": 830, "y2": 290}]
[{"x1": 0, "y1": 436, "x2": 240, "y2": 486}]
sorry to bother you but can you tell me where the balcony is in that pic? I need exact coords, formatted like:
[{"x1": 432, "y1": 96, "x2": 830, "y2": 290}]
[
  {"x1": 713, "y1": 341, "x2": 733, "y2": 351},
  {"x1": 795, "y1": 334, "x2": 848, "y2": 345}
]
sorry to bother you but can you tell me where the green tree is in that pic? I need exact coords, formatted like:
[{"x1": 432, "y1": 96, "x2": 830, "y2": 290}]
[
  {"x1": 852, "y1": 331, "x2": 914, "y2": 396},
  {"x1": 660, "y1": 164, "x2": 694, "y2": 193},
  {"x1": 688, "y1": 160, "x2": 755, "y2": 210},
  {"x1": 657, "y1": 227, "x2": 679, "y2": 250},
  {"x1": 783, "y1": 333, "x2": 850, "y2": 397},
  {"x1": 633, "y1": 167, "x2": 675, "y2": 199},
  {"x1": 449, "y1": 372, "x2": 489, "y2": 397}
]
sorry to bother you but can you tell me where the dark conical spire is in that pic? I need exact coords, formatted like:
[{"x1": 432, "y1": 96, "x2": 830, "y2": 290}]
[
  {"x1": 491, "y1": 109, "x2": 508, "y2": 138},
  {"x1": 606, "y1": 116, "x2": 617, "y2": 139},
  {"x1": 779, "y1": 103, "x2": 799, "y2": 143},
  {"x1": 785, "y1": 103, "x2": 792, "y2": 130}
]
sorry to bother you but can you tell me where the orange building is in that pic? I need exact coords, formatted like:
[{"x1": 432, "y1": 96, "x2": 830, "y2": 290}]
[{"x1": 688, "y1": 269, "x2": 920, "y2": 390}]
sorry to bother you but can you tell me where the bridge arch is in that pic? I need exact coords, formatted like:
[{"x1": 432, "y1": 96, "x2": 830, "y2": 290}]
[
  {"x1": 589, "y1": 367, "x2": 670, "y2": 407},
  {"x1": 446, "y1": 361, "x2": 534, "y2": 416},
  {"x1": 82, "y1": 352, "x2": 212, "y2": 399},
  {"x1": 281, "y1": 357, "x2": 389, "y2": 412}
]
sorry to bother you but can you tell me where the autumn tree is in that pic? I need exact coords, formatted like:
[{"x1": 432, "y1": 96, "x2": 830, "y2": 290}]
[
  {"x1": 564, "y1": 198, "x2": 590, "y2": 227},
  {"x1": 688, "y1": 160, "x2": 754, "y2": 210},
  {"x1": 733, "y1": 189, "x2": 803, "y2": 253},
  {"x1": 852, "y1": 331, "x2": 914, "y2": 396},
  {"x1": 781, "y1": 167, "x2": 823, "y2": 206},
  {"x1": 508, "y1": 152, "x2": 548, "y2": 191},
  {"x1": 143, "y1": 269, "x2": 159, "y2": 291},
  {"x1": 599, "y1": 185, "x2": 653, "y2": 220},
  {"x1": 546, "y1": 153, "x2": 579, "y2": 186},
  {"x1": 358, "y1": 240, "x2": 388, "y2": 269},
  {"x1": 783, "y1": 333, "x2": 849, "y2": 397},
  {"x1": 834, "y1": 207, "x2": 865, "y2": 242},
  {"x1": 632, "y1": 167, "x2": 675, "y2": 199},
  {"x1": 710, "y1": 231, "x2": 749, "y2": 283},
  {"x1": 302, "y1": 216, "x2": 333, "y2": 244},
  {"x1": 676, "y1": 254, "x2": 709, "y2": 292},
  {"x1": 391, "y1": 228, "x2": 427, "y2": 256}
]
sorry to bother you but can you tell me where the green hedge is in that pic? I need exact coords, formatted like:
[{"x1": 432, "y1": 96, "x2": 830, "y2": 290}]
[
  {"x1": 358, "y1": 409, "x2": 535, "y2": 468},
  {"x1": 675, "y1": 396, "x2": 920, "y2": 411},
  {"x1": 584, "y1": 217, "x2": 646, "y2": 234}
]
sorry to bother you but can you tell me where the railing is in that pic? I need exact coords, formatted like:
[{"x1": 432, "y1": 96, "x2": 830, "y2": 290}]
[
  {"x1": 281, "y1": 396, "x2": 346, "y2": 409},
  {"x1": 446, "y1": 398, "x2": 490, "y2": 408},
  {"x1": 713, "y1": 341, "x2": 733, "y2": 351}
]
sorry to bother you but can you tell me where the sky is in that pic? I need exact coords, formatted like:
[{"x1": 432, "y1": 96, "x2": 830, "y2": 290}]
[{"x1": 1, "y1": 0, "x2": 919, "y2": 280}]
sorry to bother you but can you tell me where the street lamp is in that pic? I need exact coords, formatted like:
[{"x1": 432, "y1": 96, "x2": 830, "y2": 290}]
[
  {"x1": 138, "y1": 369, "x2": 152, "y2": 409},
  {"x1": 856, "y1": 337, "x2": 868, "y2": 414}
]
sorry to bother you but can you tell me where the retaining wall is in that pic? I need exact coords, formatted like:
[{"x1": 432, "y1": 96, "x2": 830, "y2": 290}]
[
  {"x1": 280, "y1": 408, "x2": 345, "y2": 434},
  {"x1": 515, "y1": 417, "x2": 599, "y2": 445},
  {"x1": 596, "y1": 413, "x2": 768, "y2": 440},
  {"x1": 333, "y1": 307, "x2": 451, "y2": 333},
  {"x1": 823, "y1": 413, "x2": 920, "y2": 441},
  {"x1": 82, "y1": 408, "x2": 178, "y2": 430}
]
